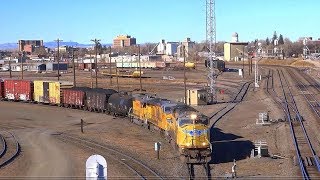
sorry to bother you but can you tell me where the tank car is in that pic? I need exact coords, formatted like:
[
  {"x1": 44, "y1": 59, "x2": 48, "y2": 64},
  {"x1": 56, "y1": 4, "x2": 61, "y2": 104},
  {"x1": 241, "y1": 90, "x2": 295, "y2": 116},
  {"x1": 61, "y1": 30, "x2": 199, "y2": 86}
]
[{"x1": 107, "y1": 92, "x2": 133, "y2": 116}]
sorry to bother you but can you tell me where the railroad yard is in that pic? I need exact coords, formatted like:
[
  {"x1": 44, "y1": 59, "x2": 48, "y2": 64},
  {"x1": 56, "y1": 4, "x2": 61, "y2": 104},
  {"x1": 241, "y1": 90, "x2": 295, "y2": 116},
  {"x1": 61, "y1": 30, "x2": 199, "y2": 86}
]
[{"x1": 0, "y1": 59, "x2": 319, "y2": 179}]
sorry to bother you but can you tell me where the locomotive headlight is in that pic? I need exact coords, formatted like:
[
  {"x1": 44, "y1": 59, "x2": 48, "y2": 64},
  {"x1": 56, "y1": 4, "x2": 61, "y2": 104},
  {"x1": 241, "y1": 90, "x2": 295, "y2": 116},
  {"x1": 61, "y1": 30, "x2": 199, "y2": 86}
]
[
  {"x1": 191, "y1": 114, "x2": 197, "y2": 120},
  {"x1": 202, "y1": 142, "x2": 207, "y2": 146},
  {"x1": 186, "y1": 142, "x2": 191, "y2": 147}
]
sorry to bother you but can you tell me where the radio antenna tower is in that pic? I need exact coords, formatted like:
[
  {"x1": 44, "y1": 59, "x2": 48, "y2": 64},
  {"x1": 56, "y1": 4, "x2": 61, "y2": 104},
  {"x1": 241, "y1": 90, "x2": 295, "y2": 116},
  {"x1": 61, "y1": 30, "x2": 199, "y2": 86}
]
[{"x1": 206, "y1": 0, "x2": 217, "y2": 104}]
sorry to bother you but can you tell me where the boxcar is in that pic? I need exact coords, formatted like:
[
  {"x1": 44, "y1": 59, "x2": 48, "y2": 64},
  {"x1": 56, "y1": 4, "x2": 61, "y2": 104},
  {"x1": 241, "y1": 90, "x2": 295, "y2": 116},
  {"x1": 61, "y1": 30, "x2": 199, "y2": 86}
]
[
  {"x1": 61, "y1": 87, "x2": 90, "y2": 108},
  {"x1": 107, "y1": 92, "x2": 133, "y2": 116},
  {"x1": 34, "y1": 80, "x2": 73, "y2": 104},
  {"x1": 4, "y1": 80, "x2": 33, "y2": 101},
  {"x1": 85, "y1": 88, "x2": 117, "y2": 112},
  {"x1": 0, "y1": 79, "x2": 4, "y2": 99}
]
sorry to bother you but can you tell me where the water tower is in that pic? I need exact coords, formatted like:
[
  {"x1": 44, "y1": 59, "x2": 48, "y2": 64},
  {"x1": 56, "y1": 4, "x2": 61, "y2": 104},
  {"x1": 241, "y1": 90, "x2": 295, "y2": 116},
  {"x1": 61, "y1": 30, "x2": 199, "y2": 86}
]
[{"x1": 231, "y1": 32, "x2": 239, "y2": 43}]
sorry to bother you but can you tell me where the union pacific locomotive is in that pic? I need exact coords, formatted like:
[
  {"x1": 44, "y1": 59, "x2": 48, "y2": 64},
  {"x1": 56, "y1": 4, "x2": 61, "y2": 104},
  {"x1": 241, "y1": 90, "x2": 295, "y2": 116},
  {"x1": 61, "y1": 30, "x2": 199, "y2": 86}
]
[{"x1": 0, "y1": 79, "x2": 212, "y2": 163}]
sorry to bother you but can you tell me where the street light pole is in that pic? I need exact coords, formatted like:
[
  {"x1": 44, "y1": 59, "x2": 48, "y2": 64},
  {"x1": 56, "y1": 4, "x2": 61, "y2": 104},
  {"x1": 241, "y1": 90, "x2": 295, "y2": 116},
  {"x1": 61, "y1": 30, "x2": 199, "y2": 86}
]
[
  {"x1": 91, "y1": 39, "x2": 101, "y2": 88},
  {"x1": 54, "y1": 38, "x2": 63, "y2": 81}
]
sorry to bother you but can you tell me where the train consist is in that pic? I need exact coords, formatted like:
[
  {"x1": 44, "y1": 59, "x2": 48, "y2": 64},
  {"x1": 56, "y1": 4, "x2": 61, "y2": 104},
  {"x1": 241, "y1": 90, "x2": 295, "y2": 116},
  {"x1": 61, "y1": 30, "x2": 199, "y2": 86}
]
[{"x1": 0, "y1": 79, "x2": 212, "y2": 163}]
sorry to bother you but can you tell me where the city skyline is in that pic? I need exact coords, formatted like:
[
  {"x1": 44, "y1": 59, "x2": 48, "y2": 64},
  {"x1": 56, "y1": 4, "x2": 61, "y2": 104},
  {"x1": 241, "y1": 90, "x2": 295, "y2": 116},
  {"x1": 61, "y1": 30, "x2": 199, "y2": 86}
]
[{"x1": 1, "y1": 0, "x2": 319, "y2": 44}]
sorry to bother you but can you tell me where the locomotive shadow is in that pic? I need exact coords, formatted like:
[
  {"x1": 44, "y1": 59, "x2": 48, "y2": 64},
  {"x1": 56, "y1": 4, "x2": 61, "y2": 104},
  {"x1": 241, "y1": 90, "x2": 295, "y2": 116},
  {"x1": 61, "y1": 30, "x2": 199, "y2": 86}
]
[{"x1": 209, "y1": 128, "x2": 254, "y2": 164}]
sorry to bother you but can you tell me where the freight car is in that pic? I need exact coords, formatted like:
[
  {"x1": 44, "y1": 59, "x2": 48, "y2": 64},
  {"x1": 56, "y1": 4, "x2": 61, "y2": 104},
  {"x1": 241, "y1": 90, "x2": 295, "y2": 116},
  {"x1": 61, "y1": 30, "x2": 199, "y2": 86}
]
[
  {"x1": 34, "y1": 80, "x2": 73, "y2": 104},
  {"x1": 205, "y1": 59, "x2": 225, "y2": 72},
  {"x1": 4, "y1": 80, "x2": 34, "y2": 101},
  {"x1": 107, "y1": 92, "x2": 133, "y2": 116},
  {"x1": 0, "y1": 78, "x2": 211, "y2": 164},
  {"x1": 84, "y1": 88, "x2": 118, "y2": 112},
  {"x1": 61, "y1": 87, "x2": 90, "y2": 109},
  {"x1": 0, "y1": 80, "x2": 3, "y2": 100}
]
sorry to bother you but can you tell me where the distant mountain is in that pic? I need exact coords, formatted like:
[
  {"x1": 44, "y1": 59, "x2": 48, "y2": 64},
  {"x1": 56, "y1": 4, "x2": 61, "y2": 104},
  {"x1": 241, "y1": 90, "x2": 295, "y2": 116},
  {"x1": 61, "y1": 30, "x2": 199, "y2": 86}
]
[
  {"x1": 0, "y1": 43, "x2": 18, "y2": 50},
  {"x1": 0, "y1": 41, "x2": 112, "y2": 50}
]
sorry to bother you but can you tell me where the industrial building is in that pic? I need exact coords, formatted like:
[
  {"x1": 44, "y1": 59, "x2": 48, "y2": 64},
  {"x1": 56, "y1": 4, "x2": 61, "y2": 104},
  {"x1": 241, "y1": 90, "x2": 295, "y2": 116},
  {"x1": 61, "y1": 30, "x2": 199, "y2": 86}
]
[
  {"x1": 177, "y1": 38, "x2": 195, "y2": 58},
  {"x1": 18, "y1": 40, "x2": 44, "y2": 52},
  {"x1": 224, "y1": 33, "x2": 249, "y2": 61},
  {"x1": 113, "y1": 35, "x2": 136, "y2": 48},
  {"x1": 157, "y1": 40, "x2": 179, "y2": 56}
]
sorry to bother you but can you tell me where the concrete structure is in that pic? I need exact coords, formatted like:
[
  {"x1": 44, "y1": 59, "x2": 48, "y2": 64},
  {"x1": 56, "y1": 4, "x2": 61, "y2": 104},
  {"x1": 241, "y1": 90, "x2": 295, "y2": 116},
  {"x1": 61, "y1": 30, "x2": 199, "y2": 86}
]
[
  {"x1": 186, "y1": 89, "x2": 208, "y2": 106},
  {"x1": 177, "y1": 38, "x2": 195, "y2": 58},
  {"x1": 18, "y1": 40, "x2": 43, "y2": 52},
  {"x1": 231, "y1": 32, "x2": 239, "y2": 42},
  {"x1": 113, "y1": 35, "x2": 136, "y2": 48},
  {"x1": 54, "y1": 45, "x2": 68, "y2": 53},
  {"x1": 224, "y1": 33, "x2": 248, "y2": 61},
  {"x1": 157, "y1": 40, "x2": 179, "y2": 56}
]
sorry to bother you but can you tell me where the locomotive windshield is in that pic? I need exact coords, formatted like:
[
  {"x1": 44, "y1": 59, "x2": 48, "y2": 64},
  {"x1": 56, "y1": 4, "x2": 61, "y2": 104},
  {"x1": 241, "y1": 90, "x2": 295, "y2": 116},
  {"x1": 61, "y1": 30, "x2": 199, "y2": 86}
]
[{"x1": 178, "y1": 118, "x2": 208, "y2": 127}]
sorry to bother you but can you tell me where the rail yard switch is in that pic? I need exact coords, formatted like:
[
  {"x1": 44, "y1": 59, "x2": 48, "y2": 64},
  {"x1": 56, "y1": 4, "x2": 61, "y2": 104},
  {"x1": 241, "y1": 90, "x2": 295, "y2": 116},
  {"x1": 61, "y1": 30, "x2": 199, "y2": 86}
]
[{"x1": 154, "y1": 142, "x2": 161, "y2": 160}]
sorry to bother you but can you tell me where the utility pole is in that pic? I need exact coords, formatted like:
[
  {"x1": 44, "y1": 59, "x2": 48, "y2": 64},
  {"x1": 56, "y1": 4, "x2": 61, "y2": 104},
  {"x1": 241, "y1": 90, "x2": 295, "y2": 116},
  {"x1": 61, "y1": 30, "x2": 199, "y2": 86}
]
[
  {"x1": 54, "y1": 38, "x2": 63, "y2": 81},
  {"x1": 90, "y1": 52, "x2": 93, "y2": 88},
  {"x1": 8, "y1": 56, "x2": 12, "y2": 78},
  {"x1": 138, "y1": 45, "x2": 142, "y2": 92},
  {"x1": 20, "y1": 52, "x2": 24, "y2": 79},
  {"x1": 115, "y1": 59, "x2": 119, "y2": 92},
  {"x1": 72, "y1": 47, "x2": 76, "y2": 87},
  {"x1": 91, "y1": 39, "x2": 101, "y2": 88},
  {"x1": 242, "y1": 46, "x2": 245, "y2": 78},
  {"x1": 183, "y1": 45, "x2": 187, "y2": 104},
  {"x1": 109, "y1": 46, "x2": 112, "y2": 86}
]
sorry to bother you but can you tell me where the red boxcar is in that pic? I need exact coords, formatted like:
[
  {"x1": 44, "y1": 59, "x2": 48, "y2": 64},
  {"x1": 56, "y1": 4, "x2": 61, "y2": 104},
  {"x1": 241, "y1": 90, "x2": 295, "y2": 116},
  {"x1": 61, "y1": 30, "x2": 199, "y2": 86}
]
[
  {"x1": 0, "y1": 80, "x2": 4, "y2": 99},
  {"x1": 61, "y1": 88, "x2": 86, "y2": 108},
  {"x1": 4, "y1": 80, "x2": 33, "y2": 101}
]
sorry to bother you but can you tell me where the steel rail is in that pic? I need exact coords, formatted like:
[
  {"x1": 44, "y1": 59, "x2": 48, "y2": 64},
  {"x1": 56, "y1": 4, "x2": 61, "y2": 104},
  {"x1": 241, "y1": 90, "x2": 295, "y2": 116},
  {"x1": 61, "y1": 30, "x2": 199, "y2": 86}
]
[
  {"x1": 56, "y1": 134, "x2": 163, "y2": 180},
  {"x1": 0, "y1": 131, "x2": 20, "y2": 168},
  {"x1": 277, "y1": 69, "x2": 309, "y2": 179}
]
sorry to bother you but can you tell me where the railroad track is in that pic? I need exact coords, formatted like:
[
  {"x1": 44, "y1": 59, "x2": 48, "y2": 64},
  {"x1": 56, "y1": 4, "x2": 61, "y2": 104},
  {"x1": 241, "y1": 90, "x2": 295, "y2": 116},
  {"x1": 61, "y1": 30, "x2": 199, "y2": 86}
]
[
  {"x1": 0, "y1": 131, "x2": 20, "y2": 168},
  {"x1": 187, "y1": 163, "x2": 210, "y2": 180},
  {"x1": 209, "y1": 81, "x2": 252, "y2": 127},
  {"x1": 287, "y1": 68, "x2": 320, "y2": 119},
  {"x1": 54, "y1": 133, "x2": 163, "y2": 180},
  {"x1": 271, "y1": 68, "x2": 320, "y2": 179}
]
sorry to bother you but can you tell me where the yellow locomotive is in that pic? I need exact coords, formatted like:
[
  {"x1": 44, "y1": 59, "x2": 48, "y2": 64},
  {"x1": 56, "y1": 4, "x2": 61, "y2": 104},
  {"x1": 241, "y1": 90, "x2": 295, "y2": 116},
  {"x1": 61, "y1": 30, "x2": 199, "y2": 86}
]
[{"x1": 130, "y1": 95, "x2": 211, "y2": 163}]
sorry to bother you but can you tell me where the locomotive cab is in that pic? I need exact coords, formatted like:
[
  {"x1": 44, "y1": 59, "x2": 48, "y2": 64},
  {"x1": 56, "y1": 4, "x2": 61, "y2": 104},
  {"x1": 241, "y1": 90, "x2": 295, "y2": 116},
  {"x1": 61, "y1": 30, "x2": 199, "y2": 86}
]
[{"x1": 176, "y1": 113, "x2": 212, "y2": 161}]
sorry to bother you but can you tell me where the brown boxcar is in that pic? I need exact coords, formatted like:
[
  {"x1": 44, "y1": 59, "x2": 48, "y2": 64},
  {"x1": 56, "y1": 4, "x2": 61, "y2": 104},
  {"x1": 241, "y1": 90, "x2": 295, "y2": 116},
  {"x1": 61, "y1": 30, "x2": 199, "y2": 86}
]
[
  {"x1": 61, "y1": 87, "x2": 88, "y2": 108},
  {"x1": 0, "y1": 79, "x2": 4, "y2": 99},
  {"x1": 4, "y1": 80, "x2": 33, "y2": 101},
  {"x1": 85, "y1": 88, "x2": 117, "y2": 112}
]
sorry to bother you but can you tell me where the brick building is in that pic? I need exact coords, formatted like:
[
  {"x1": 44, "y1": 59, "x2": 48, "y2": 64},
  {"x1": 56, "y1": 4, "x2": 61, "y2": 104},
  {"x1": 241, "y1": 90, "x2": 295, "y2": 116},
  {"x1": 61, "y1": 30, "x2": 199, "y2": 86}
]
[
  {"x1": 113, "y1": 35, "x2": 136, "y2": 48},
  {"x1": 18, "y1": 40, "x2": 43, "y2": 52}
]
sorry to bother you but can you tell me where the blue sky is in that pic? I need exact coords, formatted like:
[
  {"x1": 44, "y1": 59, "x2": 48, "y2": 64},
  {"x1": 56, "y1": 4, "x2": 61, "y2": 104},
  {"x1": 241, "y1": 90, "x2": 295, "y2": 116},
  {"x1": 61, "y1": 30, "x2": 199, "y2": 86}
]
[{"x1": 1, "y1": 0, "x2": 319, "y2": 44}]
